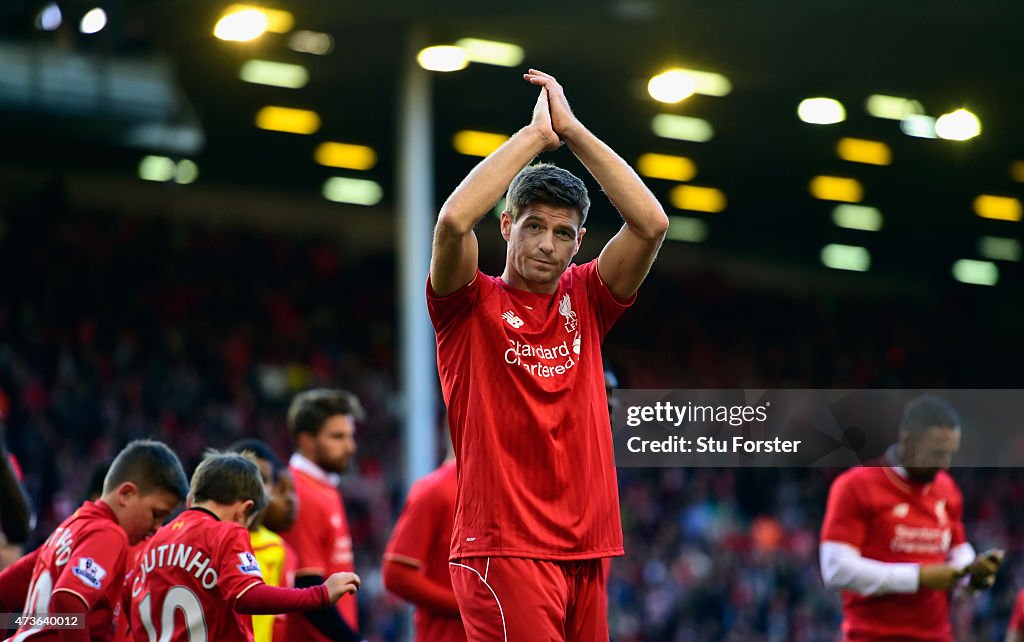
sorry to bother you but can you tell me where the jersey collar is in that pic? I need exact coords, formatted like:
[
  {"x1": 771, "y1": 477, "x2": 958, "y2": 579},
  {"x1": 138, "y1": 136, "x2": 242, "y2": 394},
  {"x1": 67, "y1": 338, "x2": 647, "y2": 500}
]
[{"x1": 289, "y1": 452, "x2": 341, "y2": 486}]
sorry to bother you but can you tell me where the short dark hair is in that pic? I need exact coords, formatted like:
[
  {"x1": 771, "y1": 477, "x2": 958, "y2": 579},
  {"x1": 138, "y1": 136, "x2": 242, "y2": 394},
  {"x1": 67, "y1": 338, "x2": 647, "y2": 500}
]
[
  {"x1": 506, "y1": 163, "x2": 590, "y2": 226},
  {"x1": 900, "y1": 394, "x2": 962, "y2": 435},
  {"x1": 227, "y1": 438, "x2": 283, "y2": 478},
  {"x1": 287, "y1": 388, "x2": 365, "y2": 441},
  {"x1": 189, "y1": 451, "x2": 269, "y2": 517},
  {"x1": 103, "y1": 440, "x2": 189, "y2": 500}
]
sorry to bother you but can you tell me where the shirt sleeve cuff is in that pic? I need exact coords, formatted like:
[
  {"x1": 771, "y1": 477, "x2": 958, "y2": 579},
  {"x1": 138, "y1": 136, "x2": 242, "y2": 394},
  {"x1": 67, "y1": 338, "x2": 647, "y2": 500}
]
[{"x1": 889, "y1": 562, "x2": 921, "y2": 593}]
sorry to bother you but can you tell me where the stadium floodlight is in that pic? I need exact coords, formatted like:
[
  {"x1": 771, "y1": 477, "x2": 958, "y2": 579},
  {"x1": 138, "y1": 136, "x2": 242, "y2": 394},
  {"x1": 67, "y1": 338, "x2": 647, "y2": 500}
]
[
  {"x1": 222, "y1": 4, "x2": 293, "y2": 33},
  {"x1": 453, "y1": 131, "x2": 509, "y2": 157},
  {"x1": 651, "y1": 114, "x2": 714, "y2": 142},
  {"x1": 670, "y1": 185, "x2": 726, "y2": 213},
  {"x1": 865, "y1": 94, "x2": 924, "y2": 120},
  {"x1": 821, "y1": 244, "x2": 870, "y2": 272},
  {"x1": 978, "y1": 237, "x2": 1022, "y2": 262},
  {"x1": 315, "y1": 142, "x2": 378, "y2": 170},
  {"x1": 637, "y1": 153, "x2": 696, "y2": 181},
  {"x1": 952, "y1": 259, "x2": 999, "y2": 286},
  {"x1": 35, "y1": 3, "x2": 61, "y2": 31},
  {"x1": 289, "y1": 30, "x2": 334, "y2": 56},
  {"x1": 832, "y1": 205, "x2": 883, "y2": 231},
  {"x1": 836, "y1": 138, "x2": 892, "y2": 166},
  {"x1": 214, "y1": 9, "x2": 267, "y2": 42},
  {"x1": 455, "y1": 38, "x2": 524, "y2": 67},
  {"x1": 935, "y1": 108, "x2": 981, "y2": 141},
  {"x1": 809, "y1": 176, "x2": 863, "y2": 203},
  {"x1": 175, "y1": 160, "x2": 199, "y2": 185},
  {"x1": 797, "y1": 98, "x2": 845, "y2": 124},
  {"x1": 254, "y1": 106, "x2": 320, "y2": 135},
  {"x1": 666, "y1": 216, "x2": 709, "y2": 243},
  {"x1": 973, "y1": 194, "x2": 1022, "y2": 222},
  {"x1": 648, "y1": 70, "x2": 696, "y2": 104},
  {"x1": 417, "y1": 46, "x2": 468, "y2": 72},
  {"x1": 323, "y1": 177, "x2": 383, "y2": 206},
  {"x1": 900, "y1": 114, "x2": 937, "y2": 139},
  {"x1": 239, "y1": 60, "x2": 309, "y2": 89},
  {"x1": 685, "y1": 69, "x2": 732, "y2": 97},
  {"x1": 138, "y1": 156, "x2": 176, "y2": 182},
  {"x1": 79, "y1": 7, "x2": 106, "y2": 34}
]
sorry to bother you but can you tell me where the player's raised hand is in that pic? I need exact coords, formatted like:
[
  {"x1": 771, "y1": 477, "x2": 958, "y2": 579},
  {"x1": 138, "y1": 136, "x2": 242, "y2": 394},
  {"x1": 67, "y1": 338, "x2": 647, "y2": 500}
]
[
  {"x1": 523, "y1": 69, "x2": 581, "y2": 142},
  {"x1": 324, "y1": 571, "x2": 361, "y2": 602},
  {"x1": 966, "y1": 548, "x2": 1004, "y2": 589},
  {"x1": 528, "y1": 86, "x2": 561, "y2": 152}
]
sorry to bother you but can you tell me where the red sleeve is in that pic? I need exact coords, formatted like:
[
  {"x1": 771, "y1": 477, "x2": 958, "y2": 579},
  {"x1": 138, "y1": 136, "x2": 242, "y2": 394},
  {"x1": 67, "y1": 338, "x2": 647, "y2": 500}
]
[
  {"x1": 382, "y1": 476, "x2": 460, "y2": 615},
  {"x1": 1010, "y1": 589, "x2": 1024, "y2": 634},
  {"x1": 51, "y1": 591, "x2": 89, "y2": 642},
  {"x1": 820, "y1": 471, "x2": 868, "y2": 547},
  {"x1": 582, "y1": 260, "x2": 635, "y2": 338},
  {"x1": 215, "y1": 524, "x2": 265, "y2": 605},
  {"x1": 52, "y1": 528, "x2": 125, "y2": 610},
  {"x1": 948, "y1": 480, "x2": 967, "y2": 548},
  {"x1": 0, "y1": 547, "x2": 39, "y2": 611},
  {"x1": 234, "y1": 583, "x2": 327, "y2": 615},
  {"x1": 426, "y1": 272, "x2": 483, "y2": 334},
  {"x1": 283, "y1": 479, "x2": 330, "y2": 576},
  {"x1": 381, "y1": 560, "x2": 460, "y2": 616}
]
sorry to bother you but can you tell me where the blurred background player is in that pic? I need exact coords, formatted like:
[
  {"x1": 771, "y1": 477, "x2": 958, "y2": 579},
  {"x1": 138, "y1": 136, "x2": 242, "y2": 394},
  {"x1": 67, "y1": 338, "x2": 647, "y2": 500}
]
[
  {"x1": 0, "y1": 440, "x2": 188, "y2": 642},
  {"x1": 382, "y1": 420, "x2": 464, "y2": 642},
  {"x1": 0, "y1": 418, "x2": 32, "y2": 554},
  {"x1": 428, "y1": 68, "x2": 668, "y2": 641},
  {"x1": 228, "y1": 438, "x2": 298, "y2": 642},
  {"x1": 1007, "y1": 588, "x2": 1024, "y2": 642},
  {"x1": 820, "y1": 394, "x2": 1003, "y2": 641},
  {"x1": 127, "y1": 451, "x2": 360, "y2": 642},
  {"x1": 280, "y1": 389, "x2": 364, "y2": 642}
]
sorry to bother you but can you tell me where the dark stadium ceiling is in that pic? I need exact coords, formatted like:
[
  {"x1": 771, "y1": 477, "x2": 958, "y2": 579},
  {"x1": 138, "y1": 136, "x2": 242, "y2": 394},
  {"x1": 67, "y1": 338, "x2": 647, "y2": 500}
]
[{"x1": 1, "y1": 0, "x2": 1023, "y2": 278}]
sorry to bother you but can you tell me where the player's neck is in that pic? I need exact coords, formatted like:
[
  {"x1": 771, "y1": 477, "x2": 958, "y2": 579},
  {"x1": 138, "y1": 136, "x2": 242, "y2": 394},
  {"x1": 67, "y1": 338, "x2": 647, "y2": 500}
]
[
  {"x1": 191, "y1": 501, "x2": 247, "y2": 526},
  {"x1": 501, "y1": 267, "x2": 559, "y2": 295}
]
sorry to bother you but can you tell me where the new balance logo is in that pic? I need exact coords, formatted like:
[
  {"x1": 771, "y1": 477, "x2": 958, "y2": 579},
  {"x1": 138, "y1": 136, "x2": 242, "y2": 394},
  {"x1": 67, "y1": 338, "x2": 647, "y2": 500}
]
[{"x1": 502, "y1": 311, "x2": 524, "y2": 328}]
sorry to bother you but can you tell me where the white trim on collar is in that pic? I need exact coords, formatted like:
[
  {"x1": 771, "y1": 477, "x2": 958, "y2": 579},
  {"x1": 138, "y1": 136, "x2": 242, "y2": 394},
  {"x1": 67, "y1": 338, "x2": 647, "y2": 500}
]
[{"x1": 289, "y1": 452, "x2": 341, "y2": 486}]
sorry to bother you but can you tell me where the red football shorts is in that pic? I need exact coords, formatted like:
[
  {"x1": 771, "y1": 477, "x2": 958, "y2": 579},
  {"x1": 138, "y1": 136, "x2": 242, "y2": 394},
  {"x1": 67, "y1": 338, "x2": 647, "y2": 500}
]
[{"x1": 449, "y1": 557, "x2": 609, "y2": 642}]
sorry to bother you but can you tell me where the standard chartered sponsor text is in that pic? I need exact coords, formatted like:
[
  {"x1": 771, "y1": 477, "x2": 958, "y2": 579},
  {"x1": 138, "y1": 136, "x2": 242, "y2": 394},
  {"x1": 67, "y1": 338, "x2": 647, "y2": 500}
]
[{"x1": 505, "y1": 339, "x2": 577, "y2": 378}]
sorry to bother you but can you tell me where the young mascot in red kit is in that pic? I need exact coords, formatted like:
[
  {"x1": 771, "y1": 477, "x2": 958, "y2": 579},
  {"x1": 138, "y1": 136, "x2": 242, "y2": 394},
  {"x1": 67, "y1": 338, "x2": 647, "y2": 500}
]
[
  {"x1": 127, "y1": 451, "x2": 359, "y2": 642},
  {"x1": 1, "y1": 440, "x2": 189, "y2": 642}
]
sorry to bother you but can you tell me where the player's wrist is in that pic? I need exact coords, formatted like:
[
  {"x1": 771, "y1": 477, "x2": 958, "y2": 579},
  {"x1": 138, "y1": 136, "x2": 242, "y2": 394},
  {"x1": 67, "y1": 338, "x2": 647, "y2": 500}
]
[
  {"x1": 520, "y1": 124, "x2": 559, "y2": 153},
  {"x1": 556, "y1": 120, "x2": 586, "y2": 146}
]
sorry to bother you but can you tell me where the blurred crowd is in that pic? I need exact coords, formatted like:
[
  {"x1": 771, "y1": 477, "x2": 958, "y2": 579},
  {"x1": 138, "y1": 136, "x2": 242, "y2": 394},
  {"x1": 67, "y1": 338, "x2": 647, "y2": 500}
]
[{"x1": 1, "y1": 197, "x2": 1022, "y2": 641}]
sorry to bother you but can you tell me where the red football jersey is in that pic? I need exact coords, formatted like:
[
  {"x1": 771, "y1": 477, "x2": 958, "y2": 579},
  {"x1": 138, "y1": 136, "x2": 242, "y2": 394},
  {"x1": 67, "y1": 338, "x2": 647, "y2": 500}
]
[
  {"x1": 821, "y1": 466, "x2": 967, "y2": 641},
  {"x1": 127, "y1": 508, "x2": 265, "y2": 642},
  {"x1": 427, "y1": 259, "x2": 630, "y2": 561},
  {"x1": 281, "y1": 459, "x2": 357, "y2": 639},
  {"x1": 1009, "y1": 589, "x2": 1024, "y2": 635},
  {"x1": 9, "y1": 501, "x2": 128, "y2": 642},
  {"x1": 383, "y1": 460, "x2": 465, "y2": 642}
]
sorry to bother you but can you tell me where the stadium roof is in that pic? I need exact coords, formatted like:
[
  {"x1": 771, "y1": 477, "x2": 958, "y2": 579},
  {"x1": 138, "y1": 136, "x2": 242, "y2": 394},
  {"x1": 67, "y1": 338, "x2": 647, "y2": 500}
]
[{"x1": 1, "y1": 0, "x2": 1022, "y2": 281}]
